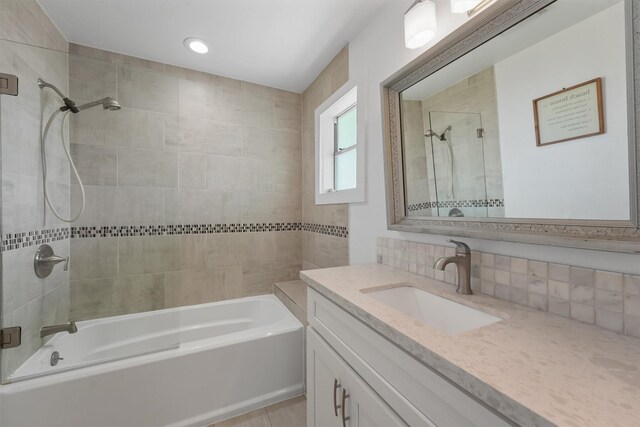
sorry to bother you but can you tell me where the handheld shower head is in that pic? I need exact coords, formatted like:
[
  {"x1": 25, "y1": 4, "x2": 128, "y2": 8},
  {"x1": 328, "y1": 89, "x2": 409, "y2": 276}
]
[
  {"x1": 76, "y1": 97, "x2": 121, "y2": 112},
  {"x1": 38, "y1": 78, "x2": 121, "y2": 113},
  {"x1": 102, "y1": 97, "x2": 121, "y2": 111},
  {"x1": 39, "y1": 78, "x2": 121, "y2": 223}
]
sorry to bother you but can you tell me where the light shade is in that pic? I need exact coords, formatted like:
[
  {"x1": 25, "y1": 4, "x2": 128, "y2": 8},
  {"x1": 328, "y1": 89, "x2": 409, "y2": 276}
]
[
  {"x1": 404, "y1": 0, "x2": 437, "y2": 50},
  {"x1": 451, "y1": 0, "x2": 482, "y2": 14},
  {"x1": 184, "y1": 37, "x2": 209, "y2": 54}
]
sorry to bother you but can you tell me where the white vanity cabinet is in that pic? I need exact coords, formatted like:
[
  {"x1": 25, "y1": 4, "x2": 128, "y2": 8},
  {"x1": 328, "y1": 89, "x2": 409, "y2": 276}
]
[
  {"x1": 306, "y1": 288, "x2": 513, "y2": 427},
  {"x1": 308, "y1": 328, "x2": 407, "y2": 427}
]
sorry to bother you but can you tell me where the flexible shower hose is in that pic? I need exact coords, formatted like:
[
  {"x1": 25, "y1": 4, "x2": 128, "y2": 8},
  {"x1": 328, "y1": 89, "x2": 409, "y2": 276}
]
[{"x1": 41, "y1": 109, "x2": 85, "y2": 223}]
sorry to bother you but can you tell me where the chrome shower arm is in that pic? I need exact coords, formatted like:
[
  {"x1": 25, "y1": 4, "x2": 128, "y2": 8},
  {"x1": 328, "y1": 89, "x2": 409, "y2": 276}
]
[
  {"x1": 38, "y1": 78, "x2": 80, "y2": 113},
  {"x1": 37, "y1": 78, "x2": 67, "y2": 99}
]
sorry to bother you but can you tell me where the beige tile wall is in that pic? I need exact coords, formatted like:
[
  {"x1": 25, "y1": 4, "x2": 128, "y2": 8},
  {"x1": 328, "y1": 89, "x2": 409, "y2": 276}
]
[
  {"x1": 0, "y1": 0, "x2": 67, "y2": 52},
  {"x1": 67, "y1": 44, "x2": 303, "y2": 320},
  {"x1": 420, "y1": 66, "x2": 504, "y2": 216},
  {"x1": 0, "y1": 1, "x2": 342, "y2": 378},
  {"x1": 301, "y1": 47, "x2": 350, "y2": 270},
  {"x1": 377, "y1": 237, "x2": 640, "y2": 338},
  {"x1": 401, "y1": 100, "x2": 430, "y2": 213},
  {"x1": 0, "y1": 0, "x2": 69, "y2": 378}
]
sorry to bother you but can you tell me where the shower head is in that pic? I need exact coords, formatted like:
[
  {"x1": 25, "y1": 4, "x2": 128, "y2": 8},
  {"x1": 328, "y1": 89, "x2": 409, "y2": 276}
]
[
  {"x1": 102, "y1": 97, "x2": 121, "y2": 111},
  {"x1": 425, "y1": 125, "x2": 452, "y2": 141},
  {"x1": 76, "y1": 97, "x2": 121, "y2": 112},
  {"x1": 38, "y1": 78, "x2": 121, "y2": 113}
]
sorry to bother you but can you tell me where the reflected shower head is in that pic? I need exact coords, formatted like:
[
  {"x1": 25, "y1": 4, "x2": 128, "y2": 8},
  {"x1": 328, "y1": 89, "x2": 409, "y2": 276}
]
[{"x1": 425, "y1": 125, "x2": 452, "y2": 141}]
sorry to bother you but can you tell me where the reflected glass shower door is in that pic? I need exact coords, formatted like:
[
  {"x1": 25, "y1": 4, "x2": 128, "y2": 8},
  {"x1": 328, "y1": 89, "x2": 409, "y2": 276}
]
[{"x1": 427, "y1": 111, "x2": 489, "y2": 218}]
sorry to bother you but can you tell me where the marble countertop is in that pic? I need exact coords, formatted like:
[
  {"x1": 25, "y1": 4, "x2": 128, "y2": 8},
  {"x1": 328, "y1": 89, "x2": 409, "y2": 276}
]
[{"x1": 300, "y1": 264, "x2": 640, "y2": 427}]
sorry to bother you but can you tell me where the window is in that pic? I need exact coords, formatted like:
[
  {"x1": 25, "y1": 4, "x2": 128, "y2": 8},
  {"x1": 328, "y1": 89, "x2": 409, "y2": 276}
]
[
  {"x1": 315, "y1": 82, "x2": 364, "y2": 205},
  {"x1": 334, "y1": 105, "x2": 357, "y2": 191}
]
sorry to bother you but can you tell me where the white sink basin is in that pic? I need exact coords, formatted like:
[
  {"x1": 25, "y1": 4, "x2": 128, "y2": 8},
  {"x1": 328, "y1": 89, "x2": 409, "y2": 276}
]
[{"x1": 364, "y1": 285, "x2": 502, "y2": 336}]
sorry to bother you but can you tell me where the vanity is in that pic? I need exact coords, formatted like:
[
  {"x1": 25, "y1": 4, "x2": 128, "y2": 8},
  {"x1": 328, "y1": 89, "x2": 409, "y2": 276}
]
[
  {"x1": 303, "y1": 0, "x2": 640, "y2": 425},
  {"x1": 302, "y1": 264, "x2": 640, "y2": 427}
]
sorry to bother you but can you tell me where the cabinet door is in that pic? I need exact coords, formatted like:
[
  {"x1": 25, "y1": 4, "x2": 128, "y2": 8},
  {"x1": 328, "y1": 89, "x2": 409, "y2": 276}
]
[
  {"x1": 308, "y1": 328, "x2": 406, "y2": 427},
  {"x1": 343, "y1": 367, "x2": 406, "y2": 427},
  {"x1": 307, "y1": 328, "x2": 346, "y2": 427}
]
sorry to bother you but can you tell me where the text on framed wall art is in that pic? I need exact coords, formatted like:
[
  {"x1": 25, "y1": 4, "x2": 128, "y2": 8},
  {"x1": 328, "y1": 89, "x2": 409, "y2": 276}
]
[{"x1": 533, "y1": 77, "x2": 604, "y2": 146}]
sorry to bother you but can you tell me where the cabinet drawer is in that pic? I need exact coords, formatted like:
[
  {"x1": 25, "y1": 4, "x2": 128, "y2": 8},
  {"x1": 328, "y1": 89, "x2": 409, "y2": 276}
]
[{"x1": 308, "y1": 288, "x2": 512, "y2": 427}]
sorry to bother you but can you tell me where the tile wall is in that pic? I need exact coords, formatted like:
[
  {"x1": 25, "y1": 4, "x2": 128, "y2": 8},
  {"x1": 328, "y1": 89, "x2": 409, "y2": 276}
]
[
  {"x1": 421, "y1": 66, "x2": 504, "y2": 218},
  {"x1": 0, "y1": 0, "x2": 70, "y2": 378},
  {"x1": 401, "y1": 100, "x2": 430, "y2": 216},
  {"x1": 301, "y1": 47, "x2": 350, "y2": 270},
  {"x1": 0, "y1": 1, "x2": 351, "y2": 378},
  {"x1": 377, "y1": 237, "x2": 640, "y2": 338},
  {"x1": 67, "y1": 44, "x2": 305, "y2": 320}
]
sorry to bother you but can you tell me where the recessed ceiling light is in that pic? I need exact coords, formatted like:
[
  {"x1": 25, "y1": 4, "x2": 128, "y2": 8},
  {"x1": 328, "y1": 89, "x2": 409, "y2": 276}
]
[{"x1": 184, "y1": 37, "x2": 209, "y2": 54}]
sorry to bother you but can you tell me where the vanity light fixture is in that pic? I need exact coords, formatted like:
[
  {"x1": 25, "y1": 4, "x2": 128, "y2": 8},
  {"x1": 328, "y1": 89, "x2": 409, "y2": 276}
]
[
  {"x1": 184, "y1": 37, "x2": 210, "y2": 54},
  {"x1": 404, "y1": 0, "x2": 437, "y2": 50},
  {"x1": 452, "y1": 0, "x2": 496, "y2": 16},
  {"x1": 450, "y1": 0, "x2": 481, "y2": 14}
]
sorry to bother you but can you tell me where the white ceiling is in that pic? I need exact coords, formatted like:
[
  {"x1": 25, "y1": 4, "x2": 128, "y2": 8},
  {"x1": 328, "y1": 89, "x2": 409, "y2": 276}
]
[{"x1": 38, "y1": 0, "x2": 391, "y2": 92}]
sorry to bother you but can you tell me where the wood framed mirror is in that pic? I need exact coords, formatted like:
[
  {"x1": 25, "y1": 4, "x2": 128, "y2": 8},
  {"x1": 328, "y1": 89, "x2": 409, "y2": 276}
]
[{"x1": 382, "y1": 0, "x2": 640, "y2": 253}]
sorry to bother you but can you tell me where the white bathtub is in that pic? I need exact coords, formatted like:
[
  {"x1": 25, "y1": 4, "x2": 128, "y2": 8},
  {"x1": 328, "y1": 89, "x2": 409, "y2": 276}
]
[{"x1": 0, "y1": 295, "x2": 304, "y2": 427}]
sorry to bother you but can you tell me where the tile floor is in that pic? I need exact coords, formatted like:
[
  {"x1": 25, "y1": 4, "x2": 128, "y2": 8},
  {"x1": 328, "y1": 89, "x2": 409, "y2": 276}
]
[{"x1": 211, "y1": 395, "x2": 306, "y2": 427}]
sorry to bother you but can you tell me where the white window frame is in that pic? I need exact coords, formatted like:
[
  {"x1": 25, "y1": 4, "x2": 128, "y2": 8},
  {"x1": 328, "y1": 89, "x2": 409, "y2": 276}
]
[
  {"x1": 333, "y1": 104, "x2": 357, "y2": 190},
  {"x1": 315, "y1": 80, "x2": 365, "y2": 205}
]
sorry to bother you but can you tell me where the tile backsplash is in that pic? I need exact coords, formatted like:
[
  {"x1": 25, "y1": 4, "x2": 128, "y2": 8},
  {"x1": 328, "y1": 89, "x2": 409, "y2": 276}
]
[{"x1": 377, "y1": 237, "x2": 640, "y2": 338}]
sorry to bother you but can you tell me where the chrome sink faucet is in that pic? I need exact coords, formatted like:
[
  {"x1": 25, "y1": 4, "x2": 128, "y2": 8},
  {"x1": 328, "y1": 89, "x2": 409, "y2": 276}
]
[
  {"x1": 40, "y1": 322, "x2": 77, "y2": 339},
  {"x1": 434, "y1": 239, "x2": 472, "y2": 295}
]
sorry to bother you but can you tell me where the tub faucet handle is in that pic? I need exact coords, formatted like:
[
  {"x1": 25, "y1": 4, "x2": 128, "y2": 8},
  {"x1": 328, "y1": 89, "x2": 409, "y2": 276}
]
[
  {"x1": 48, "y1": 255, "x2": 69, "y2": 271},
  {"x1": 34, "y1": 244, "x2": 69, "y2": 278}
]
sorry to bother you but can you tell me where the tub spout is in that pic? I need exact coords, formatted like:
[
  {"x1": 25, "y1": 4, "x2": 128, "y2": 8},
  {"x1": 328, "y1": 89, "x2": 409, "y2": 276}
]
[{"x1": 41, "y1": 322, "x2": 77, "y2": 339}]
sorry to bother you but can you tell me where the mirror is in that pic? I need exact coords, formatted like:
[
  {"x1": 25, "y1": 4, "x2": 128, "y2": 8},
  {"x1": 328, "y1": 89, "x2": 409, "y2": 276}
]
[
  {"x1": 383, "y1": 0, "x2": 640, "y2": 252},
  {"x1": 399, "y1": 0, "x2": 630, "y2": 221}
]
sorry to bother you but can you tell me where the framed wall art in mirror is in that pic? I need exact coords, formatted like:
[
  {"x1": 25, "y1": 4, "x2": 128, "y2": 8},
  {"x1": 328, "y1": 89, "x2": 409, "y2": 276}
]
[{"x1": 382, "y1": 0, "x2": 640, "y2": 252}]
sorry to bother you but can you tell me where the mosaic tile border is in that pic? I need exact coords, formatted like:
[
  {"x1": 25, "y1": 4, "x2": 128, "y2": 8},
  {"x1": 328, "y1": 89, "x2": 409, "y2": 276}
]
[
  {"x1": 70, "y1": 223, "x2": 303, "y2": 238},
  {"x1": 71, "y1": 223, "x2": 347, "y2": 238},
  {"x1": 376, "y1": 237, "x2": 640, "y2": 339},
  {"x1": 407, "y1": 199, "x2": 505, "y2": 212},
  {"x1": 1, "y1": 228, "x2": 70, "y2": 252},
  {"x1": 302, "y1": 223, "x2": 349, "y2": 238},
  {"x1": 2, "y1": 222, "x2": 348, "y2": 252}
]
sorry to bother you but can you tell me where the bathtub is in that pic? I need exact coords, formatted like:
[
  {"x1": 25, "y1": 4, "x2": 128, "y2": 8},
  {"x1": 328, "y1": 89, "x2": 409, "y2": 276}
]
[{"x1": 0, "y1": 295, "x2": 304, "y2": 427}]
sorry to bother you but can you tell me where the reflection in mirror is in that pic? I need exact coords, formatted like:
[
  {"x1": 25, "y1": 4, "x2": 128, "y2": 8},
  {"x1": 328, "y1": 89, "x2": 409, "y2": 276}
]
[{"x1": 400, "y1": 0, "x2": 630, "y2": 221}]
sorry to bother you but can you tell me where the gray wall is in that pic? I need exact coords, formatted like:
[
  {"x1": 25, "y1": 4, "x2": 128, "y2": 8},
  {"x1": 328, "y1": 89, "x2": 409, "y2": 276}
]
[
  {"x1": 0, "y1": 0, "x2": 70, "y2": 379},
  {"x1": 0, "y1": 0, "x2": 313, "y2": 380},
  {"x1": 67, "y1": 44, "x2": 303, "y2": 320}
]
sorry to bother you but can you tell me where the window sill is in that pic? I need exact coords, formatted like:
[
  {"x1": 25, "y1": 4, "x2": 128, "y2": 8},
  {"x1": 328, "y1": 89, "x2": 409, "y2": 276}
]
[{"x1": 316, "y1": 187, "x2": 365, "y2": 205}]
